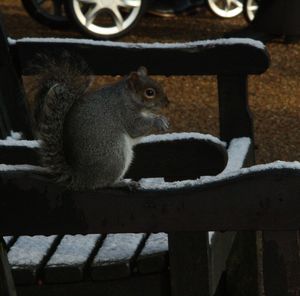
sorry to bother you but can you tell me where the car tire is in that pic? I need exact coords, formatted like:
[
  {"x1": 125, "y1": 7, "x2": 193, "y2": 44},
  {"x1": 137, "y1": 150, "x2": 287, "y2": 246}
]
[{"x1": 21, "y1": 0, "x2": 69, "y2": 29}]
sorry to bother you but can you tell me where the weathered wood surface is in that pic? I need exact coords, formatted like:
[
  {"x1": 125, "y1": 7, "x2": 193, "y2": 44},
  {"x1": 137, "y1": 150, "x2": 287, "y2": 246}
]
[
  {"x1": 0, "y1": 167, "x2": 299, "y2": 235},
  {"x1": 0, "y1": 238, "x2": 17, "y2": 296},
  {"x1": 0, "y1": 20, "x2": 33, "y2": 139},
  {"x1": 44, "y1": 234, "x2": 102, "y2": 283},
  {"x1": 136, "y1": 233, "x2": 169, "y2": 274},
  {"x1": 91, "y1": 233, "x2": 146, "y2": 281},
  {"x1": 7, "y1": 235, "x2": 60, "y2": 284},
  {"x1": 262, "y1": 231, "x2": 300, "y2": 296},
  {"x1": 169, "y1": 231, "x2": 209, "y2": 296},
  {"x1": 16, "y1": 273, "x2": 170, "y2": 296},
  {"x1": 126, "y1": 138, "x2": 228, "y2": 180},
  {"x1": 218, "y1": 75, "x2": 254, "y2": 144},
  {"x1": 0, "y1": 145, "x2": 39, "y2": 165},
  {"x1": 10, "y1": 39, "x2": 270, "y2": 76}
]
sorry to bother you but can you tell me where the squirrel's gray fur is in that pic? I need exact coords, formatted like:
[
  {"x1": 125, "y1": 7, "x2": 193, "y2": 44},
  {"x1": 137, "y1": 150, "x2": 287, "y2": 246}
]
[{"x1": 33, "y1": 57, "x2": 169, "y2": 190}]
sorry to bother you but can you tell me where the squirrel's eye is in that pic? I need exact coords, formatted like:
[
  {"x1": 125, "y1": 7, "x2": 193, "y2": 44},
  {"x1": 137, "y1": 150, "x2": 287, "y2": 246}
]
[{"x1": 144, "y1": 88, "x2": 156, "y2": 99}]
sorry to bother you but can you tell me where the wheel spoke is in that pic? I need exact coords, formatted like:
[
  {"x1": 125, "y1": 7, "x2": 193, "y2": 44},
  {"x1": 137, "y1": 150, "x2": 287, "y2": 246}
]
[
  {"x1": 111, "y1": 7, "x2": 124, "y2": 30},
  {"x1": 85, "y1": 5, "x2": 101, "y2": 26},
  {"x1": 248, "y1": 5, "x2": 259, "y2": 11},
  {"x1": 118, "y1": 0, "x2": 140, "y2": 8}
]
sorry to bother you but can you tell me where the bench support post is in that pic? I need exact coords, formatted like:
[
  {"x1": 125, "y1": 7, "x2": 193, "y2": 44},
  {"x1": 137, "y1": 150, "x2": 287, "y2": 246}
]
[
  {"x1": 261, "y1": 231, "x2": 300, "y2": 296},
  {"x1": 217, "y1": 74, "x2": 254, "y2": 146},
  {"x1": 0, "y1": 238, "x2": 17, "y2": 296},
  {"x1": 168, "y1": 231, "x2": 210, "y2": 296}
]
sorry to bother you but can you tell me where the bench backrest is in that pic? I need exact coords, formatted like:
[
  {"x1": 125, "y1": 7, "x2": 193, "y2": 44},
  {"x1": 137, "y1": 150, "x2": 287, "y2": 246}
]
[{"x1": 0, "y1": 15, "x2": 270, "y2": 146}]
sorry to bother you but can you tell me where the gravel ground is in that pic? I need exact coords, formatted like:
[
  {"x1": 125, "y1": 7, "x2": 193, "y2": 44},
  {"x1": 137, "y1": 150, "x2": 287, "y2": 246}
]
[{"x1": 1, "y1": 0, "x2": 299, "y2": 164}]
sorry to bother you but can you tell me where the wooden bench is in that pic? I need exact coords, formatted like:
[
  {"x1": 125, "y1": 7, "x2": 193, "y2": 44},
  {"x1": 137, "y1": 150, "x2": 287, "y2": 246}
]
[{"x1": 0, "y1": 16, "x2": 300, "y2": 296}]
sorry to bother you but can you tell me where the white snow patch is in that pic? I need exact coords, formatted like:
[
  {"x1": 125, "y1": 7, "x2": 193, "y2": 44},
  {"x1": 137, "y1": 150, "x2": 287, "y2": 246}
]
[
  {"x1": 8, "y1": 131, "x2": 23, "y2": 140},
  {"x1": 93, "y1": 233, "x2": 145, "y2": 263},
  {"x1": 13, "y1": 37, "x2": 265, "y2": 50},
  {"x1": 7, "y1": 37, "x2": 16, "y2": 45},
  {"x1": 8, "y1": 235, "x2": 57, "y2": 266},
  {"x1": 140, "y1": 233, "x2": 168, "y2": 256},
  {"x1": 221, "y1": 137, "x2": 251, "y2": 174},
  {"x1": 47, "y1": 234, "x2": 101, "y2": 267},
  {"x1": 139, "y1": 160, "x2": 300, "y2": 190},
  {"x1": 0, "y1": 164, "x2": 48, "y2": 172},
  {"x1": 0, "y1": 138, "x2": 40, "y2": 148}
]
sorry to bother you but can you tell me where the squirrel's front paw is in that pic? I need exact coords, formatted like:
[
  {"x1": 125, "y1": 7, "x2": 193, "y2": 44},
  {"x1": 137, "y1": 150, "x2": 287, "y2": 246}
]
[{"x1": 154, "y1": 116, "x2": 169, "y2": 132}]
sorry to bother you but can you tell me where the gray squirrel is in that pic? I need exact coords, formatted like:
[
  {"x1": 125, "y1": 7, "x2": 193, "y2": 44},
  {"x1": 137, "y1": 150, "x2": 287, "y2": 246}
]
[{"x1": 33, "y1": 58, "x2": 169, "y2": 190}]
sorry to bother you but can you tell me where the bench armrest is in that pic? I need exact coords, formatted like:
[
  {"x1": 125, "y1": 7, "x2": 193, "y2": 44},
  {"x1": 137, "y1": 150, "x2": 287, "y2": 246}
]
[{"x1": 1, "y1": 161, "x2": 299, "y2": 235}]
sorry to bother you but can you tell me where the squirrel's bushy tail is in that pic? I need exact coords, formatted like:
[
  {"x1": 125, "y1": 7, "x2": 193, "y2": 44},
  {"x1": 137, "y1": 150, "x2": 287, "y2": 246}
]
[{"x1": 32, "y1": 54, "x2": 92, "y2": 187}]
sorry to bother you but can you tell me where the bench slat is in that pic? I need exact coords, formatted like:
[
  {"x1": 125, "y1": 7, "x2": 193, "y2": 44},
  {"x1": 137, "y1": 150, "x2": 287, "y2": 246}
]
[
  {"x1": 16, "y1": 273, "x2": 170, "y2": 296},
  {"x1": 11, "y1": 38, "x2": 270, "y2": 76},
  {"x1": 91, "y1": 233, "x2": 146, "y2": 280},
  {"x1": 8, "y1": 235, "x2": 59, "y2": 284},
  {"x1": 44, "y1": 234, "x2": 102, "y2": 283},
  {"x1": 137, "y1": 233, "x2": 169, "y2": 274},
  {"x1": 0, "y1": 134, "x2": 228, "y2": 179}
]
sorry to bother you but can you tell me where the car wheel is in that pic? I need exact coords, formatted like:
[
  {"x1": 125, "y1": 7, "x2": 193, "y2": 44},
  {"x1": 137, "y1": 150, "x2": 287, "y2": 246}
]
[
  {"x1": 21, "y1": 0, "x2": 69, "y2": 29},
  {"x1": 243, "y1": 0, "x2": 259, "y2": 23},
  {"x1": 207, "y1": 0, "x2": 244, "y2": 18},
  {"x1": 65, "y1": 0, "x2": 149, "y2": 40}
]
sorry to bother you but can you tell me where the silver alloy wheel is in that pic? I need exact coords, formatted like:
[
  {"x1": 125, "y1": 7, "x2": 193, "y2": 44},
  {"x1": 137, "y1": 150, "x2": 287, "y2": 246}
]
[
  {"x1": 245, "y1": 0, "x2": 258, "y2": 21},
  {"x1": 207, "y1": 0, "x2": 243, "y2": 18},
  {"x1": 72, "y1": 0, "x2": 142, "y2": 36}
]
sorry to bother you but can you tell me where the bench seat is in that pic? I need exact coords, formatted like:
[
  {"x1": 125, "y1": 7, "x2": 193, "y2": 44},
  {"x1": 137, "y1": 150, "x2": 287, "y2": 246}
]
[{"x1": 5, "y1": 233, "x2": 169, "y2": 296}]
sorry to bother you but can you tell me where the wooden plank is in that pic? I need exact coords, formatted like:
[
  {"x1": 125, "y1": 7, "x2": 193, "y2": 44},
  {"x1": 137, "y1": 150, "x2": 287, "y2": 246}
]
[
  {"x1": 0, "y1": 145, "x2": 39, "y2": 165},
  {"x1": 218, "y1": 75, "x2": 254, "y2": 144},
  {"x1": 16, "y1": 273, "x2": 170, "y2": 296},
  {"x1": 7, "y1": 235, "x2": 60, "y2": 284},
  {"x1": 10, "y1": 38, "x2": 270, "y2": 76},
  {"x1": 210, "y1": 137, "x2": 254, "y2": 295},
  {"x1": 0, "y1": 238, "x2": 17, "y2": 296},
  {"x1": 0, "y1": 18, "x2": 33, "y2": 139},
  {"x1": 210, "y1": 232, "x2": 236, "y2": 295},
  {"x1": 91, "y1": 233, "x2": 146, "y2": 280},
  {"x1": 136, "y1": 233, "x2": 168, "y2": 274},
  {"x1": 168, "y1": 231, "x2": 209, "y2": 296},
  {"x1": 262, "y1": 231, "x2": 300, "y2": 296},
  {"x1": 126, "y1": 137, "x2": 228, "y2": 181},
  {"x1": 0, "y1": 95, "x2": 12, "y2": 139},
  {"x1": 225, "y1": 232, "x2": 259, "y2": 296},
  {"x1": 44, "y1": 234, "x2": 102, "y2": 283},
  {"x1": 0, "y1": 166, "x2": 299, "y2": 235}
]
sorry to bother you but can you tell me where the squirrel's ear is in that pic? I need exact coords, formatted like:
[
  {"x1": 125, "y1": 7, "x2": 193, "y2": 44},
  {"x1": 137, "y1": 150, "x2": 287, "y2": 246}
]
[
  {"x1": 137, "y1": 66, "x2": 148, "y2": 76},
  {"x1": 127, "y1": 71, "x2": 139, "y2": 90}
]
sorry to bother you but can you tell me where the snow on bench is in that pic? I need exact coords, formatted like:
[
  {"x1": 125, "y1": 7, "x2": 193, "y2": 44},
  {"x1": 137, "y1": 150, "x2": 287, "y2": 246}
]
[
  {"x1": 137, "y1": 233, "x2": 169, "y2": 274},
  {"x1": 91, "y1": 233, "x2": 146, "y2": 280},
  {"x1": 8, "y1": 235, "x2": 58, "y2": 284},
  {"x1": 44, "y1": 234, "x2": 102, "y2": 283}
]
